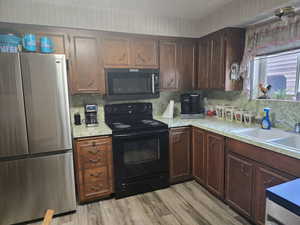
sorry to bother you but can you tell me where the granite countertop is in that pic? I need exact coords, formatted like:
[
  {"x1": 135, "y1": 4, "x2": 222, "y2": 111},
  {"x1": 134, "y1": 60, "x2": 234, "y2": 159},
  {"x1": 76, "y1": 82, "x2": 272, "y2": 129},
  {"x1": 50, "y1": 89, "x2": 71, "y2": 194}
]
[
  {"x1": 72, "y1": 122, "x2": 112, "y2": 139},
  {"x1": 72, "y1": 117, "x2": 300, "y2": 160}
]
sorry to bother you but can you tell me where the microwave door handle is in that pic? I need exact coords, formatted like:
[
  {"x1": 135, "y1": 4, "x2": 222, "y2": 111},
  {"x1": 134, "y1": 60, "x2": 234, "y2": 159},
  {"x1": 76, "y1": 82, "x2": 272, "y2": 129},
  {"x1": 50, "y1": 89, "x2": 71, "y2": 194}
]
[{"x1": 152, "y1": 74, "x2": 155, "y2": 94}]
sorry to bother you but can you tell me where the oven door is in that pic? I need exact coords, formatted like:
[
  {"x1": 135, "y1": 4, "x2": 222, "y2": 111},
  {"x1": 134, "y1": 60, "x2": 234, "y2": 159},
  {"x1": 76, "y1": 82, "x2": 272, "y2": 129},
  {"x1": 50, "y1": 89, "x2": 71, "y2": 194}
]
[
  {"x1": 113, "y1": 129, "x2": 169, "y2": 181},
  {"x1": 106, "y1": 69, "x2": 159, "y2": 100}
]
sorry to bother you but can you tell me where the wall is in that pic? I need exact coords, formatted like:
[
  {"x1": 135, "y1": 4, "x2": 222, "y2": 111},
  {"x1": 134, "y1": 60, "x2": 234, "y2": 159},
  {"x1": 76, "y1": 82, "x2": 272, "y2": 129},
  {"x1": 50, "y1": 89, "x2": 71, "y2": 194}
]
[
  {"x1": 205, "y1": 91, "x2": 300, "y2": 129},
  {"x1": 196, "y1": 0, "x2": 297, "y2": 37},
  {"x1": 0, "y1": 0, "x2": 296, "y2": 38},
  {"x1": 0, "y1": 0, "x2": 199, "y2": 37}
]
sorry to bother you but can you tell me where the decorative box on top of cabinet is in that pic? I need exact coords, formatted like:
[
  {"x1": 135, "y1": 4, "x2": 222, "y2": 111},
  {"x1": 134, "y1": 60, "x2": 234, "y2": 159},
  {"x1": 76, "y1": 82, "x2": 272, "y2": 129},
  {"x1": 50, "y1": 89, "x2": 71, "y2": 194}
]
[{"x1": 74, "y1": 136, "x2": 113, "y2": 203}]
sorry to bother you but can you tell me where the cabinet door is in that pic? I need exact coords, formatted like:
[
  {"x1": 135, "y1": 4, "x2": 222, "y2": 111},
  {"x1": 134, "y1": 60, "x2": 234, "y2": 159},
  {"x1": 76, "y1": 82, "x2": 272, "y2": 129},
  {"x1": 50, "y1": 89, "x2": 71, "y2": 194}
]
[
  {"x1": 70, "y1": 35, "x2": 105, "y2": 94},
  {"x1": 103, "y1": 37, "x2": 130, "y2": 67},
  {"x1": 160, "y1": 41, "x2": 178, "y2": 90},
  {"x1": 131, "y1": 39, "x2": 158, "y2": 68},
  {"x1": 36, "y1": 33, "x2": 67, "y2": 54},
  {"x1": 226, "y1": 154, "x2": 254, "y2": 218},
  {"x1": 209, "y1": 33, "x2": 225, "y2": 89},
  {"x1": 192, "y1": 128, "x2": 206, "y2": 185},
  {"x1": 178, "y1": 41, "x2": 196, "y2": 90},
  {"x1": 254, "y1": 166, "x2": 292, "y2": 225},
  {"x1": 170, "y1": 127, "x2": 191, "y2": 183},
  {"x1": 197, "y1": 38, "x2": 210, "y2": 89},
  {"x1": 206, "y1": 133, "x2": 225, "y2": 198}
]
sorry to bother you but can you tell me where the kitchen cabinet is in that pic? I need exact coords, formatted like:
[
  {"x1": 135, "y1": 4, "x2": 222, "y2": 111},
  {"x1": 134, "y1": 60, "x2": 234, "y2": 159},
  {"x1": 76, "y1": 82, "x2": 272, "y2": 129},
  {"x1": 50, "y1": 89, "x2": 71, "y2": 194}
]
[
  {"x1": 254, "y1": 166, "x2": 292, "y2": 225},
  {"x1": 160, "y1": 40, "x2": 178, "y2": 90},
  {"x1": 160, "y1": 40, "x2": 196, "y2": 91},
  {"x1": 178, "y1": 41, "x2": 196, "y2": 90},
  {"x1": 103, "y1": 37, "x2": 130, "y2": 67},
  {"x1": 206, "y1": 132, "x2": 225, "y2": 198},
  {"x1": 192, "y1": 128, "x2": 225, "y2": 199},
  {"x1": 169, "y1": 127, "x2": 192, "y2": 183},
  {"x1": 103, "y1": 36, "x2": 158, "y2": 68},
  {"x1": 69, "y1": 34, "x2": 105, "y2": 94},
  {"x1": 196, "y1": 28, "x2": 245, "y2": 91},
  {"x1": 226, "y1": 153, "x2": 254, "y2": 218},
  {"x1": 35, "y1": 33, "x2": 67, "y2": 55},
  {"x1": 226, "y1": 138, "x2": 297, "y2": 224},
  {"x1": 130, "y1": 38, "x2": 158, "y2": 68},
  {"x1": 74, "y1": 136, "x2": 113, "y2": 203},
  {"x1": 192, "y1": 127, "x2": 206, "y2": 185}
]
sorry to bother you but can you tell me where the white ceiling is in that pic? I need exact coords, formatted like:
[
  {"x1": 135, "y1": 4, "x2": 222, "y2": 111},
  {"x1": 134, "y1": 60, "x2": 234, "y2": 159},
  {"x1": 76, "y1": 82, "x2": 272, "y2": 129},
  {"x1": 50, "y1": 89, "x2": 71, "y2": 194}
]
[{"x1": 30, "y1": 0, "x2": 235, "y2": 20}]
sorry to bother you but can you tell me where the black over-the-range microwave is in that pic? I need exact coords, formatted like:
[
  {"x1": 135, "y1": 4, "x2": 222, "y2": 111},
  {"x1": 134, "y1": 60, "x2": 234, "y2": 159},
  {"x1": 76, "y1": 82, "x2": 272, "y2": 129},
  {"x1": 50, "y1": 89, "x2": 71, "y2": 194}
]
[{"x1": 105, "y1": 68, "x2": 160, "y2": 100}]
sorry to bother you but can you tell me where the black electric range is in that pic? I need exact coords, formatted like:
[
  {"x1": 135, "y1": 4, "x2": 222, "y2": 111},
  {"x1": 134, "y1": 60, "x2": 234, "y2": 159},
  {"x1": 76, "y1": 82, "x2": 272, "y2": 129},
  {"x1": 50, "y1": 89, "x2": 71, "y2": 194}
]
[{"x1": 105, "y1": 103, "x2": 170, "y2": 199}]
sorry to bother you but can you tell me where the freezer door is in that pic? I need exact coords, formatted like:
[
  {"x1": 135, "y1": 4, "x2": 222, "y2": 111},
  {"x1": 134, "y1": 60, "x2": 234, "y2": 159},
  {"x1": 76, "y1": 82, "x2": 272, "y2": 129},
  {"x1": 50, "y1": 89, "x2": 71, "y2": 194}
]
[
  {"x1": 20, "y1": 53, "x2": 72, "y2": 154},
  {"x1": 0, "y1": 53, "x2": 29, "y2": 158},
  {"x1": 0, "y1": 152, "x2": 76, "y2": 225}
]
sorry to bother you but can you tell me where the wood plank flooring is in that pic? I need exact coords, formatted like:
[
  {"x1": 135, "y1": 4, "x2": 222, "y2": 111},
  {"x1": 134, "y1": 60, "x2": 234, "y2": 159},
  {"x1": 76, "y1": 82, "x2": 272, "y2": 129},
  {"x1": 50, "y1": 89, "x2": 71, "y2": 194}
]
[{"x1": 29, "y1": 181, "x2": 251, "y2": 225}]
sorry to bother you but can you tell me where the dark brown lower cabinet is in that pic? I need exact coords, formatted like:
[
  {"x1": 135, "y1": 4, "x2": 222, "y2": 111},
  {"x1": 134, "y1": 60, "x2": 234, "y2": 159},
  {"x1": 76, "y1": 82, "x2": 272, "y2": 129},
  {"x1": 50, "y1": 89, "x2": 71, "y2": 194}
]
[
  {"x1": 74, "y1": 136, "x2": 114, "y2": 203},
  {"x1": 192, "y1": 128, "x2": 225, "y2": 199},
  {"x1": 206, "y1": 132, "x2": 225, "y2": 198},
  {"x1": 169, "y1": 127, "x2": 192, "y2": 183},
  {"x1": 254, "y1": 166, "x2": 292, "y2": 225},
  {"x1": 226, "y1": 153, "x2": 254, "y2": 218},
  {"x1": 192, "y1": 127, "x2": 206, "y2": 185}
]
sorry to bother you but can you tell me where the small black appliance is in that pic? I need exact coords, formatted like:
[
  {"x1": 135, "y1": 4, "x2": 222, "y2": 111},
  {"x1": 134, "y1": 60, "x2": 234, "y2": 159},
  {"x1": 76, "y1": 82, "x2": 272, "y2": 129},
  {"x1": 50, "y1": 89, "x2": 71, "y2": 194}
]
[
  {"x1": 74, "y1": 113, "x2": 81, "y2": 125},
  {"x1": 181, "y1": 93, "x2": 204, "y2": 119},
  {"x1": 85, "y1": 104, "x2": 98, "y2": 127}
]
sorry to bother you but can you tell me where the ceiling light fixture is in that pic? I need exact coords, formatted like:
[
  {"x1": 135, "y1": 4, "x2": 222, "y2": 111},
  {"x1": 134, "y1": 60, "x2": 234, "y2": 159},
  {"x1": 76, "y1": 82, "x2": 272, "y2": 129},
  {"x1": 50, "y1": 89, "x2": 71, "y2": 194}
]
[{"x1": 275, "y1": 6, "x2": 295, "y2": 19}]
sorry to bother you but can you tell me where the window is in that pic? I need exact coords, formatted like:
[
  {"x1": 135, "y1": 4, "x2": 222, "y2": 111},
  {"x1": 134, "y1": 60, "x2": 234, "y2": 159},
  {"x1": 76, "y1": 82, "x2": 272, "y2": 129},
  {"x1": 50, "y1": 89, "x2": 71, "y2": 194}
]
[{"x1": 251, "y1": 49, "x2": 300, "y2": 101}]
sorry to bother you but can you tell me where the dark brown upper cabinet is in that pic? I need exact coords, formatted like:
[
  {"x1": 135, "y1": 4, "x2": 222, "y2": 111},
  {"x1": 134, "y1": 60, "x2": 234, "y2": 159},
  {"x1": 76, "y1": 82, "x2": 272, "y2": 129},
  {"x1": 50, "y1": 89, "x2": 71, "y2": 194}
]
[
  {"x1": 196, "y1": 28, "x2": 245, "y2": 91},
  {"x1": 130, "y1": 38, "x2": 158, "y2": 68},
  {"x1": 103, "y1": 36, "x2": 158, "y2": 68},
  {"x1": 160, "y1": 40, "x2": 196, "y2": 91},
  {"x1": 69, "y1": 34, "x2": 105, "y2": 94},
  {"x1": 103, "y1": 37, "x2": 130, "y2": 68}
]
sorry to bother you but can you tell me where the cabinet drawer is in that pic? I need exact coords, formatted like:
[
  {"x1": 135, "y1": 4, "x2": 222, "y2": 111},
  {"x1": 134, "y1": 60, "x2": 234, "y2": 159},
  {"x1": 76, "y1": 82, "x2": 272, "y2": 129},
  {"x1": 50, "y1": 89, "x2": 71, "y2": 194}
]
[
  {"x1": 80, "y1": 149, "x2": 108, "y2": 169},
  {"x1": 84, "y1": 181, "x2": 110, "y2": 198},
  {"x1": 83, "y1": 167, "x2": 108, "y2": 184}
]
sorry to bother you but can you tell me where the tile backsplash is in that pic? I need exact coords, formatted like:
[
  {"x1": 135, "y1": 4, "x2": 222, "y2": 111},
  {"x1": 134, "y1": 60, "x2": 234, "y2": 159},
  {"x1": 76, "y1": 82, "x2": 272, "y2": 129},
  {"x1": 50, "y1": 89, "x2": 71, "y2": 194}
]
[
  {"x1": 70, "y1": 91, "x2": 185, "y2": 124},
  {"x1": 204, "y1": 91, "x2": 300, "y2": 129},
  {"x1": 70, "y1": 90, "x2": 300, "y2": 130}
]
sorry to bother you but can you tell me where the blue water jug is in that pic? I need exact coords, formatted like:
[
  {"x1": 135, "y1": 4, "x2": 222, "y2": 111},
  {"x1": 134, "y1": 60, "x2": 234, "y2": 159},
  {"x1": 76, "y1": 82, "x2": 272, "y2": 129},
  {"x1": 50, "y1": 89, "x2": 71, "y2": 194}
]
[
  {"x1": 40, "y1": 36, "x2": 53, "y2": 53},
  {"x1": 23, "y1": 33, "x2": 36, "y2": 52}
]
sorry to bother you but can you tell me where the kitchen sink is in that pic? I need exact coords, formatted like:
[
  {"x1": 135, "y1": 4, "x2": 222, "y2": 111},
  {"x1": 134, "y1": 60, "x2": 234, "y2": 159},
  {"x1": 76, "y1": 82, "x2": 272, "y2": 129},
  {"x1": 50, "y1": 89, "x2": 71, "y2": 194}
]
[
  {"x1": 270, "y1": 135, "x2": 300, "y2": 151},
  {"x1": 232, "y1": 128, "x2": 292, "y2": 141}
]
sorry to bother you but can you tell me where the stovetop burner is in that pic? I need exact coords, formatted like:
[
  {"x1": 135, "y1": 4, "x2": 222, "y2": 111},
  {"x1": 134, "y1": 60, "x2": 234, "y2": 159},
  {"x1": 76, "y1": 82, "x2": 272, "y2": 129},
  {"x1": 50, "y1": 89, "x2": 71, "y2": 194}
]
[{"x1": 105, "y1": 103, "x2": 168, "y2": 133}]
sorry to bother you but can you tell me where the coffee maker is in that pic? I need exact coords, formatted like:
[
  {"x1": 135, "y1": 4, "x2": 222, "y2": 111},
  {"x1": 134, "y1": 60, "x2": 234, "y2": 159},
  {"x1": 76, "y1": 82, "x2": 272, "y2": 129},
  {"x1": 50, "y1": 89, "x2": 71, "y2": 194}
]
[
  {"x1": 180, "y1": 93, "x2": 204, "y2": 119},
  {"x1": 85, "y1": 104, "x2": 98, "y2": 127}
]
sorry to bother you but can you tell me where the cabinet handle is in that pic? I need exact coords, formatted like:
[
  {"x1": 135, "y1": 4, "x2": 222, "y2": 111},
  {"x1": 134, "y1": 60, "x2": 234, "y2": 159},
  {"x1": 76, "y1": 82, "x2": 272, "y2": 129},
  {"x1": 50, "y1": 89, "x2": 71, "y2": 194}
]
[
  {"x1": 88, "y1": 149, "x2": 100, "y2": 154},
  {"x1": 240, "y1": 164, "x2": 249, "y2": 177},
  {"x1": 137, "y1": 53, "x2": 146, "y2": 63},
  {"x1": 90, "y1": 184, "x2": 103, "y2": 191},
  {"x1": 90, "y1": 172, "x2": 102, "y2": 178},
  {"x1": 89, "y1": 159, "x2": 100, "y2": 163}
]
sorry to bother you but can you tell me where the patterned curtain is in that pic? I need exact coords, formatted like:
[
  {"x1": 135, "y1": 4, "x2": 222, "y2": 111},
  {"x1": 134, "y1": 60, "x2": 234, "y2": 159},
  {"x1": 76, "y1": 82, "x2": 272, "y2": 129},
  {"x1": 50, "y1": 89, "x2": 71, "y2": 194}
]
[{"x1": 240, "y1": 15, "x2": 300, "y2": 97}]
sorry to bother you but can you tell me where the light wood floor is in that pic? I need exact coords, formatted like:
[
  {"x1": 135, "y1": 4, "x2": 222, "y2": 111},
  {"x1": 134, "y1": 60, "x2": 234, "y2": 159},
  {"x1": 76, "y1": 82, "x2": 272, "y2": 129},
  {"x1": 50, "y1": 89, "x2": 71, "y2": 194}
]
[{"x1": 30, "y1": 181, "x2": 251, "y2": 225}]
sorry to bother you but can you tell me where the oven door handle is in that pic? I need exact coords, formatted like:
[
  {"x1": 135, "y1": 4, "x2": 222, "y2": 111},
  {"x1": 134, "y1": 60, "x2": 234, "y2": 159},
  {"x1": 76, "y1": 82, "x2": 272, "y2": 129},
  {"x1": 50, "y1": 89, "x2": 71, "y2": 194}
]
[
  {"x1": 113, "y1": 129, "x2": 168, "y2": 138},
  {"x1": 152, "y1": 74, "x2": 155, "y2": 94}
]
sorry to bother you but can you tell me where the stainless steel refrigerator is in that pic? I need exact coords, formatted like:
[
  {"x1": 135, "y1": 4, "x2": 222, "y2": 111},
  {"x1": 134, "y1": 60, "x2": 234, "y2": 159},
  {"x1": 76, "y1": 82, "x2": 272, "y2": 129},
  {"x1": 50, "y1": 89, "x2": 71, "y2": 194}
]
[{"x1": 0, "y1": 53, "x2": 76, "y2": 225}]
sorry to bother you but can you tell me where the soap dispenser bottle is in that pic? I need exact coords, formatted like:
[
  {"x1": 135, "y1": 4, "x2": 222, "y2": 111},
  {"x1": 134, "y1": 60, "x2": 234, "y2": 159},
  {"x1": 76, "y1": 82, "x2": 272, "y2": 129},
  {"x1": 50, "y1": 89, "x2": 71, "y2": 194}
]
[{"x1": 261, "y1": 108, "x2": 271, "y2": 129}]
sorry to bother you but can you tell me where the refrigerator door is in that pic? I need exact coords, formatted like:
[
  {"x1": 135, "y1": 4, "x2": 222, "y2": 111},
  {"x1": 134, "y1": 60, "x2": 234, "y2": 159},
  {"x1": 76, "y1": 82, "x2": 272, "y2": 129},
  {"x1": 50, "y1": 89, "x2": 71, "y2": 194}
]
[
  {"x1": 0, "y1": 152, "x2": 76, "y2": 225},
  {"x1": 0, "y1": 53, "x2": 29, "y2": 159},
  {"x1": 20, "y1": 53, "x2": 72, "y2": 154}
]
